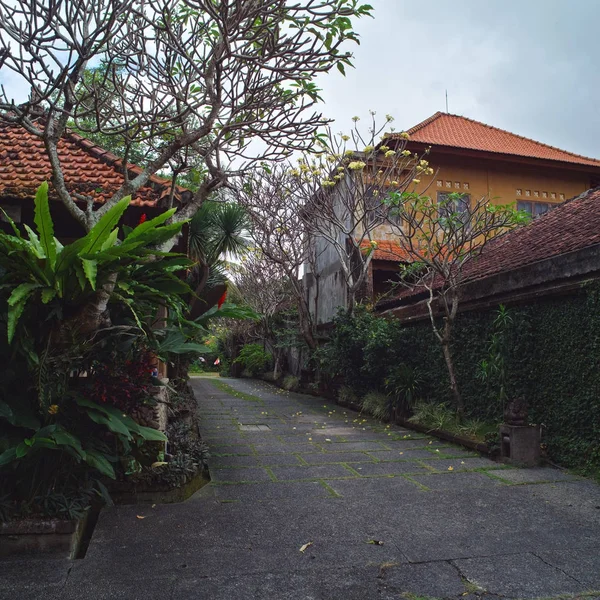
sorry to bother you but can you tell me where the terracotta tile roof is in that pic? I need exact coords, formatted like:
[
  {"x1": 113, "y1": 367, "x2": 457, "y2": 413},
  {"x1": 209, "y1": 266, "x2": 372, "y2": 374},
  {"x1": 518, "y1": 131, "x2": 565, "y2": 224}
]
[
  {"x1": 385, "y1": 186, "x2": 600, "y2": 304},
  {"x1": 0, "y1": 121, "x2": 190, "y2": 207},
  {"x1": 359, "y1": 239, "x2": 412, "y2": 262},
  {"x1": 462, "y1": 186, "x2": 600, "y2": 281},
  {"x1": 388, "y1": 112, "x2": 600, "y2": 168}
]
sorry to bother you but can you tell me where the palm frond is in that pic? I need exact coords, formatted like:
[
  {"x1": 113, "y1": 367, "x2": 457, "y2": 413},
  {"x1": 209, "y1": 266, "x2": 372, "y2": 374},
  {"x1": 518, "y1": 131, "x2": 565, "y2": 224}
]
[{"x1": 188, "y1": 201, "x2": 249, "y2": 264}]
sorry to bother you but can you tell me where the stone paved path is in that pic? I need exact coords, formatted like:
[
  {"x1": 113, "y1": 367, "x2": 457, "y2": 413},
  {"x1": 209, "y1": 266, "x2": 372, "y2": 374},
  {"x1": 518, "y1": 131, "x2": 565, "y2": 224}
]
[{"x1": 2, "y1": 376, "x2": 600, "y2": 599}]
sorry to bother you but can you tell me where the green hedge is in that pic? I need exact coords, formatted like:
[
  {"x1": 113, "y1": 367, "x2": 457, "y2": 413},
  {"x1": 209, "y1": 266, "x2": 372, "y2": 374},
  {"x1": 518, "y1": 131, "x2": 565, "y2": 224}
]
[{"x1": 320, "y1": 284, "x2": 600, "y2": 476}]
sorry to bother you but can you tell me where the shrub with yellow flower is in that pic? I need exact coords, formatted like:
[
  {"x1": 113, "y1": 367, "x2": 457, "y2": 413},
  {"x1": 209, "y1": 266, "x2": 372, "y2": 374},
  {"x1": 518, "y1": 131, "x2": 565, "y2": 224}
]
[{"x1": 348, "y1": 161, "x2": 366, "y2": 170}]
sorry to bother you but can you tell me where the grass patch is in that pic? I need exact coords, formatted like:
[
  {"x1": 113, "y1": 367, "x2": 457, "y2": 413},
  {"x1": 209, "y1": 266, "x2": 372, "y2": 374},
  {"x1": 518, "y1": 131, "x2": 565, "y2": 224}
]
[
  {"x1": 190, "y1": 371, "x2": 220, "y2": 377},
  {"x1": 409, "y1": 401, "x2": 498, "y2": 443},
  {"x1": 341, "y1": 463, "x2": 362, "y2": 477},
  {"x1": 401, "y1": 474, "x2": 430, "y2": 491},
  {"x1": 264, "y1": 467, "x2": 278, "y2": 482},
  {"x1": 210, "y1": 380, "x2": 264, "y2": 404},
  {"x1": 317, "y1": 480, "x2": 342, "y2": 498}
]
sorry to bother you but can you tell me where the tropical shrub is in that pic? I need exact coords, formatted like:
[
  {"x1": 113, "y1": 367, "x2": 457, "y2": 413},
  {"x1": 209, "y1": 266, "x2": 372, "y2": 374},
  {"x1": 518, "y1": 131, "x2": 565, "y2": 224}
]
[
  {"x1": 385, "y1": 363, "x2": 423, "y2": 417},
  {"x1": 234, "y1": 343, "x2": 272, "y2": 376},
  {"x1": 282, "y1": 375, "x2": 300, "y2": 392},
  {"x1": 360, "y1": 391, "x2": 392, "y2": 421},
  {"x1": 337, "y1": 385, "x2": 360, "y2": 406},
  {"x1": 316, "y1": 307, "x2": 408, "y2": 396},
  {"x1": 0, "y1": 183, "x2": 195, "y2": 520},
  {"x1": 408, "y1": 401, "x2": 492, "y2": 442}
]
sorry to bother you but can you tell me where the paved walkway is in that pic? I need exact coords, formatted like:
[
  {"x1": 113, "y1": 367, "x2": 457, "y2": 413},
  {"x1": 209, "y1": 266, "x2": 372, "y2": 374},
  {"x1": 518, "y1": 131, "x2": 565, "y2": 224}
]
[{"x1": 2, "y1": 377, "x2": 600, "y2": 599}]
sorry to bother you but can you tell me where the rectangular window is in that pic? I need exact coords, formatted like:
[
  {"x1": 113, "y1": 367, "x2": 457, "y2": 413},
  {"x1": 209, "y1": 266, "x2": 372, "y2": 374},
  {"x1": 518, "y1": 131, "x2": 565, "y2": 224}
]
[
  {"x1": 437, "y1": 192, "x2": 470, "y2": 223},
  {"x1": 363, "y1": 188, "x2": 382, "y2": 226},
  {"x1": 517, "y1": 200, "x2": 551, "y2": 217},
  {"x1": 364, "y1": 187, "x2": 402, "y2": 227},
  {"x1": 517, "y1": 200, "x2": 532, "y2": 214}
]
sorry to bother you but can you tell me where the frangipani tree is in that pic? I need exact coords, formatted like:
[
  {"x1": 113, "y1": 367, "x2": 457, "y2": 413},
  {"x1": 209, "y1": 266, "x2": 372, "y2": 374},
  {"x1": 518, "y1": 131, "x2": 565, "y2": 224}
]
[
  {"x1": 243, "y1": 112, "x2": 431, "y2": 314},
  {"x1": 0, "y1": 0, "x2": 373, "y2": 237},
  {"x1": 231, "y1": 252, "x2": 294, "y2": 375},
  {"x1": 383, "y1": 190, "x2": 530, "y2": 415},
  {"x1": 234, "y1": 165, "x2": 323, "y2": 348}
]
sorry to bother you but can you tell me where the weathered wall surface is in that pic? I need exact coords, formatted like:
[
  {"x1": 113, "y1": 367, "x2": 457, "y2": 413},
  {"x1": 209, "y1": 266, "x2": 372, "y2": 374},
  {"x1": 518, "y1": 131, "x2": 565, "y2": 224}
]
[
  {"x1": 306, "y1": 233, "x2": 348, "y2": 325},
  {"x1": 306, "y1": 181, "x2": 353, "y2": 325}
]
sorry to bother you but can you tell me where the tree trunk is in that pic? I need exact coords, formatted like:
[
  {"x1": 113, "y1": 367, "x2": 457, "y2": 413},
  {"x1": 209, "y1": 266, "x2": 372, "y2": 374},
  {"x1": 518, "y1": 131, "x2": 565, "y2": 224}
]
[
  {"x1": 297, "y1": 296, "x2": 317, "y2": 350},
  {"x1": 346, "y1": 290, "x2": 355, "y2": 316},
  {"x1": 441, "y1": 336, "x2": 464, "y2": 417},
  {"x1": 54, "y1": 273, "x2": 118, "y2": 344}
]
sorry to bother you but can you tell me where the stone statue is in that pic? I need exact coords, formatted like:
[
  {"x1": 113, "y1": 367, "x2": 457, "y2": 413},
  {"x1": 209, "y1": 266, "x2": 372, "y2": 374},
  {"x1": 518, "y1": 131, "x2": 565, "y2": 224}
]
[{"x1": 504, "y1": 397, "x2": 528, "y2": 426}]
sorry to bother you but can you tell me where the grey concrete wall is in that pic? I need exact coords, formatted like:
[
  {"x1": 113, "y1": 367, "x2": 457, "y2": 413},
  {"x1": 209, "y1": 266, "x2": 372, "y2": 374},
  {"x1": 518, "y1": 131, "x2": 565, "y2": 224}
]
[{"x1": 305, "y1": 189, "x2": 350, "y2": 325}]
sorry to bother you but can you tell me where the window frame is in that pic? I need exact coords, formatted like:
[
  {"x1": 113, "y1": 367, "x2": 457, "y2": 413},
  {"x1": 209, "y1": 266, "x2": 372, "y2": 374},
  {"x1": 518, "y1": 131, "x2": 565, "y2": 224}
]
[
  {"x1": 517, "y1": 200, "x2": 553, "y2": 218},
  {"x1": 437, "y1": 191, "x2": 471, "y2": 226}
]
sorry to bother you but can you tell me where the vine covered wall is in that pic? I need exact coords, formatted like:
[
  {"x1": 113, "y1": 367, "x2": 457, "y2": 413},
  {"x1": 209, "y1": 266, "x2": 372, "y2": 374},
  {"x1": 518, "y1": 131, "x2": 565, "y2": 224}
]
[{"x1": 320, "y1": 282, "x2": 600, "y2": 476}]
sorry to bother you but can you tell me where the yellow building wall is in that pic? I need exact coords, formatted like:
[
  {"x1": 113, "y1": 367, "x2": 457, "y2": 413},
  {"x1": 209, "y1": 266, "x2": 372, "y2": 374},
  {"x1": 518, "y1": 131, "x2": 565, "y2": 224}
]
[{"x1": 421, "y1": 154, "x2": 591, "y2": 209}]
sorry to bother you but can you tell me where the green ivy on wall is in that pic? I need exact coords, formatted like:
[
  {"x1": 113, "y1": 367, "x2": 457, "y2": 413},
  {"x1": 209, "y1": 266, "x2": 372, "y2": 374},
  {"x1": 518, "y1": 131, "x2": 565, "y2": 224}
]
[{"x1": 319, "y1": 283, "x2": 600, "y2": 477}]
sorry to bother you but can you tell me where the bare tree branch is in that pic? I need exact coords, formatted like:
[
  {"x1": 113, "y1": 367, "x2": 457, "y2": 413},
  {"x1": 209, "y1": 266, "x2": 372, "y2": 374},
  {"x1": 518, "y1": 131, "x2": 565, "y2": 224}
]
[{"x1": 0, "y1": 0, "x2": 373, "y2": 233}]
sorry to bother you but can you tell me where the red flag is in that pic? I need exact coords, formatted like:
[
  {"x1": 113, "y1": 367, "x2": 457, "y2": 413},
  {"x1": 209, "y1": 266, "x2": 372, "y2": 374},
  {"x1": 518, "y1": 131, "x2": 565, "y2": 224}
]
[{"x1": 217, "y1": 290, "x2": 227, "y2": 309}]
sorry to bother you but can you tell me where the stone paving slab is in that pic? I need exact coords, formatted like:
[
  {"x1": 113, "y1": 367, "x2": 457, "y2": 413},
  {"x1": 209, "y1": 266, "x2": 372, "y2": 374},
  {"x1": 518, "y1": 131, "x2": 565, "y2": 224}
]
[
  {"x1": 421, "y1": 457, "x2": 502, "y2": 472},
  {"x1": 380, "y1": 561, "x2": 466, "y2": 597},
  {"x1": 210, "y1": 466, "x2": 273, "y2": 482},
  {"x1": 0, "y1": 558, "x2": 71, "y2": 599},
  {"x1": 349, "y1": 460, "x2": 429, "y2": 476},
  {"x1": 271, "y1": 464, "x2": 356, "y2": 481},
  {"x1": 366, "y1": 449, "x2": 431, "y2": 461},
  {"x1": 211, "y1": 480, "x2": 332, "y2": 502},
  {"x1": 319, "y1": 440, "x2": 390, "y2": 452},
  {"x1": 208, "y1": 454, "x2": 263, "y2": 468},
  {"x1": 173, "y1": 567, "x2": 385, "y2": 600},
  {"x1": 537, "y1": 546, "x2": 600, "y2": 587},
  {"x1": 253, "y1": 442, "x2": 322, "y2": 454},
  {"x1": 453, "y1": 553, "x2": 582, "y2": 597},
  {"x1": 299, "y1": 451, "x2": 376, "y2": 464},
  {"x1": 485, "y1": 466, "x2": 581, "y2": 484},
  {"x1": 325, "y1": 475, "x2": 424, "y2": 498},
  {"x1": 210, "y1": 443, "x2": 255, "y2": 455},
  {"x1": 63, "y1": 578, "x2": 176, "y2": 600},
  {"x1": 408, "y1": 471, "x2": 505, "y2": 490},
  {"x1": 3, "y1": 375, "x2": 600, "y2": 600}
]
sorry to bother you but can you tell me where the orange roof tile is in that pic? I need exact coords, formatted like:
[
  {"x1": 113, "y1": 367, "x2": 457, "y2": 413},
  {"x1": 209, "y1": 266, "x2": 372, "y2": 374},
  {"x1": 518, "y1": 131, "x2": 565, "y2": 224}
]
[
  {"x1": 359, "y1": 239, "x2": 412, "y2": 262},
  {"x1": 0, "y1": 121, "x2": 190, "y2": 207},
  {"x1": 389, "y1": 112, "x2": 600, "y2": 168}
]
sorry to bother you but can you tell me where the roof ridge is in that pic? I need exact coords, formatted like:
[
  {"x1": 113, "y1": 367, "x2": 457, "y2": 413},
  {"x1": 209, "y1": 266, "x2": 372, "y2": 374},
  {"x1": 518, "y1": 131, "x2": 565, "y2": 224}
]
[
  {"x1": 442, "y1": 113, "x2": 600, "y2": 165},
  {"x1": 402, "y1": 112, "x2": 600, "y2": 166}
]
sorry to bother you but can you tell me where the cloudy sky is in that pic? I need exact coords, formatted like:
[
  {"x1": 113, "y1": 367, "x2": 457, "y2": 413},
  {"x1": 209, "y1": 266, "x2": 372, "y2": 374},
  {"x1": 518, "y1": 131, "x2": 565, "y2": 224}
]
[
  {"x1": 1, "y1": 1, "x2": 597, "y2": 160},
  {"x1": 317, "y1": 0, "x2": 600, "y2": 158}
]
